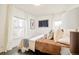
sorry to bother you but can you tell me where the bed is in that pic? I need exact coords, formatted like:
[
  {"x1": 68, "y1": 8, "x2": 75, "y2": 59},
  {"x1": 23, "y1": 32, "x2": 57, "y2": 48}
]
[
  {"x1": 18, "y1": 34, "x2": 70, "y2": 55},
  {"x1": 18, "y1": 28, "x2": 74, "y2": 55},
  {"x1": 35, "y1": 38, "x2": 70, "y2": 55}
]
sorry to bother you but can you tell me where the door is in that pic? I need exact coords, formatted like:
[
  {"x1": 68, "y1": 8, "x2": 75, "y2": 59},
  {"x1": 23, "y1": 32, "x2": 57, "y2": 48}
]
[{"x1": 8, "y1": 16, "x2": 26, "y2": 49}]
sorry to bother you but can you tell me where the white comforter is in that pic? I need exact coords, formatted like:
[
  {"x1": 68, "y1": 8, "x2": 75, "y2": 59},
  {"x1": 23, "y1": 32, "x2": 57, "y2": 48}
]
[{"x1": 29, "y1": 34, "x2": 44, "y2": 52}]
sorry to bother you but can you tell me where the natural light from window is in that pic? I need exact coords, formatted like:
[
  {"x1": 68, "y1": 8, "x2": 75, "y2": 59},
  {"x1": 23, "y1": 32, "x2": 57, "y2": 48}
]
[{"x1": 53, "y1": 21, "x2": 62, "y2": 30}]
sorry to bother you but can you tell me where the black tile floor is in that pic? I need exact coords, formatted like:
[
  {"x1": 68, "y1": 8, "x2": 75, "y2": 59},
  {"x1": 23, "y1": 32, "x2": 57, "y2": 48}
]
[{"x1": 0, "y1": 47, "x2": 50, "y2": 55}]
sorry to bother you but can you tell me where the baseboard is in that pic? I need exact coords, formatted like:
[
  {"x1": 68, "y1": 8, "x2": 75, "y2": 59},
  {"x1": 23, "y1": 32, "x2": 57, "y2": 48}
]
[
  {"x1": 7, "y1": 47, "x2": 13, "y2": 51},
  {"x1": 6, "y1": 46, "x2": 17, "y2": 52},
  {"x1": 0, "y1": 46, "x2": 17, "y2": 54}
]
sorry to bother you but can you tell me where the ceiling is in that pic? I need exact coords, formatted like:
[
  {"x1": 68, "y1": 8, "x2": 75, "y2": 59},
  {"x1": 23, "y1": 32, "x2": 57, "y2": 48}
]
[{"x1": 14, "y1": 4, "x2": 79, "y2": 16}]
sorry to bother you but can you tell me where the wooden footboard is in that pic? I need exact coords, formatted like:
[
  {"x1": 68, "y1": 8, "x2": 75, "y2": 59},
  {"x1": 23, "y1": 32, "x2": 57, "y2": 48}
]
[{"x1": 35, "y1": 39, "x2": 61, "y2": 55}]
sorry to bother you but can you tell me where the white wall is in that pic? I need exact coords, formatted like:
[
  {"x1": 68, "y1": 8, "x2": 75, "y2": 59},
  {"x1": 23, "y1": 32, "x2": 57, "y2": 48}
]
[
  {"x1": 26, "y1": 16, "x2": 37, "y2": 38},
  {"x1": 34, "y1": 15, "x2": 54, "y2": 35},
  {"x1": 52, "y1": 7, "x2": 79, "y2": 30},
  {"x1": 16, "y1": 14, "x2": 54, "y2": 38},
  {"x1": 0, "y1": 5, "x2": 8, "y2": 52},
  {"x1": 27, "y1": 12, "x2": 66, "y2": 38},
  {"x1": 62, "y1": 7, "x2": 79, "y2": 29}
]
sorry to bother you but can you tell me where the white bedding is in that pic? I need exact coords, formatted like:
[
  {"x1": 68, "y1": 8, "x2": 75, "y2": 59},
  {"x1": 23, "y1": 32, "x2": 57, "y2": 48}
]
[
  {"x1": 29, "y1": 34, "x2": 44, "y2": 52},
  {"x1": 22, "y1": 33, "x2": 71, "y2": 55}
]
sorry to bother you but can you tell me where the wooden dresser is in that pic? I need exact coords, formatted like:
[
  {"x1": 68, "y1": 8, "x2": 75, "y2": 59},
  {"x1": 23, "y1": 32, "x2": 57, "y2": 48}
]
[{"x1": 35, "y1": 39, "x2": 70, "y2": 55}]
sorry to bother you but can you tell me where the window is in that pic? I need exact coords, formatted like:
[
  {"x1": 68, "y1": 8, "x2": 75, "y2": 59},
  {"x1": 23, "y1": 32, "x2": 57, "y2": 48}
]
[
  {"x1": 8, "y1": 16, "x2": 27, "y2": 48},
  {"x1": 12, "y1": 16, "x2": 25, "y2": 39},
  {"x1": 53, "y1": 21, "x2": 62, "y2": 30},
  {"x1": 54, "y1": 21, "x2": 62, "y2": 27}
]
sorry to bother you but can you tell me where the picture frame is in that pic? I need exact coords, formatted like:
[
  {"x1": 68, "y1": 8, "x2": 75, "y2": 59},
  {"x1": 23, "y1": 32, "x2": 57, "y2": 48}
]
[{"x1": 30, "y1": 19, "x2": 35, "y2": 29}]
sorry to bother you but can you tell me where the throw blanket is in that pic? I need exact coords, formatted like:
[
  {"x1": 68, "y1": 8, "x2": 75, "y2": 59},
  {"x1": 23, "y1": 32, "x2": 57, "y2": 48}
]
[
  {"x1": 18, "y1": 39, "x2": 29, "y2": 50},
  {"x1": 18, "y1": 34, "x2": 44, "y2": 52},
  {"x1": 29, "y1": 39, "x2": 37, "y2": 52},
  {"x1": 23, "y1": 39, "x2": 29, "y2": 48}
]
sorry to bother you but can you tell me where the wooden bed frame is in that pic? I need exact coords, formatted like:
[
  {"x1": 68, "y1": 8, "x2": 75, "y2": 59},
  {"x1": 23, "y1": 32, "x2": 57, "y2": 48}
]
[{"x1": 35, "y1": 38, "x2": 70, "y2": 55}]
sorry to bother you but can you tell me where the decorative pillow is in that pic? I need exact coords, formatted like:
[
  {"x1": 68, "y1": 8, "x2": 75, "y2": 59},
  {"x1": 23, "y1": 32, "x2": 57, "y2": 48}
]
[
  {"x1": 47, "y1": 31, "x2": 54, "y2": 40},
  {"x1": 56, "y1": 29, "x2": 75, "y2": 44},
  {"x1": 54, "y1": 29, "x2": 64, "y2": 42}
]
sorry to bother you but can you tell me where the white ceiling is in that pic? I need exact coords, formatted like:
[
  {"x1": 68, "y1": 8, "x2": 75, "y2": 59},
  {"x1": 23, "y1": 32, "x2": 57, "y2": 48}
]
[{"x1": 14, "y1": 4, "x2": 79, "y2": 16}]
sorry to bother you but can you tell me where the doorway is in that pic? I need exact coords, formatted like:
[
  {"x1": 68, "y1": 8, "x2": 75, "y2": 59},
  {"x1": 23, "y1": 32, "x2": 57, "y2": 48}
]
[{"x1": 8, "y1": 16, "x2": 26, "y2": 50}]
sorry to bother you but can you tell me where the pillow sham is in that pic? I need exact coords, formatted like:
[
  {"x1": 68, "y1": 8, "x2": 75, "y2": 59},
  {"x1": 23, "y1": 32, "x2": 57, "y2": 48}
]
[{"x1": 54, "y1": 29, "x2": 64, "y2": 42}]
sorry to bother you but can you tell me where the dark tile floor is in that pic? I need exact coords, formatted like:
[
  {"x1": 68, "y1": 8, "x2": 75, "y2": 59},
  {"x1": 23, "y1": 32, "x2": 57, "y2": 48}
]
[{"x1": 0, "y1": 47, "x2": 50, "y2": 55}]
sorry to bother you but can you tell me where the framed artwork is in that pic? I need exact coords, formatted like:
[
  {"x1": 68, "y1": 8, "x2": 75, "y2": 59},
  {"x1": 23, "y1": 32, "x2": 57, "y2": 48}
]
[{"x1": 30, "y1": 19, "x2": 35, "y2": 29}]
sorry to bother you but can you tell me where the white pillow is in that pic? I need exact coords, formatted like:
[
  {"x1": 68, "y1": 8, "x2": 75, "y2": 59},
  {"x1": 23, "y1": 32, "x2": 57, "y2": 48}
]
[
  {"x1": 54, "y1": 29, "x2": 75, "y2": 44},
  {"x1": 54, "y1": 29, "x2": 64, "y2": 42}
]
